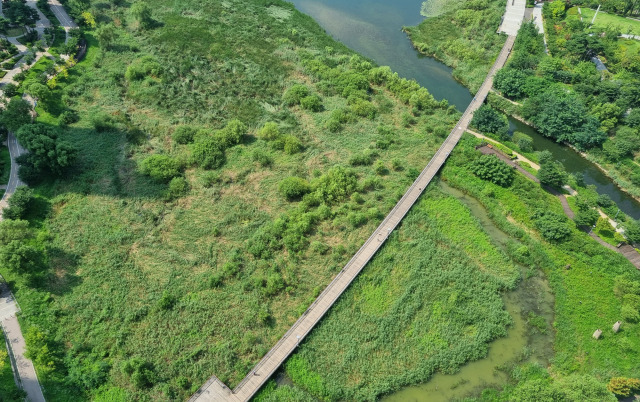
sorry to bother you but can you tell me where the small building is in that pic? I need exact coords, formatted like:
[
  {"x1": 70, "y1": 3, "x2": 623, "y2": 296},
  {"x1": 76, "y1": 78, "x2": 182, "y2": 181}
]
[
  {"x1": 593, "y1": 329, "x2": 602, "y2": 339},
  {"x1": 613, "y1": 321, "x2": 621, "y2": 333}
]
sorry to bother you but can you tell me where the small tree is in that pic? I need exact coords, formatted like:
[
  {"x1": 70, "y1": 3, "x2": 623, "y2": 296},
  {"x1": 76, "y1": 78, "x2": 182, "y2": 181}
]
[
  {"x1": 139, "y1": 154, "x2": 181, "y2": 182},
  {"x1": 471, "y1": 154, "x2": 515, "y2": 187},
  {"x1": 130, "y1": 2, "x2": 153, "y2": 29},
  {"x1": 1, "y1": 98, "x2": 32, "y2": 132},
  {"x1": 532, "y1": 210, "x2": 572, "y2": 241},
  {"x1": 172, "y1": 126, "x2": 197, "y2": 144},
  {"x1": 191, "y1": 138, "x2": 225, "y2": 169},
  {"x1": 96, "y1": 23, "x2": 117, "y2": 49},
  {"x1": 537, "y1": 152, "x2": 567, "y2": 188},
  {"x1": 279, "y1": 177, "x2": 311, "y2": 201},
  {"x1": 3, "y1": 187, "x2": 34, "y2": 220},
  {"x1": 471, "y1": 105, "x2": 509, "y2": 139}
]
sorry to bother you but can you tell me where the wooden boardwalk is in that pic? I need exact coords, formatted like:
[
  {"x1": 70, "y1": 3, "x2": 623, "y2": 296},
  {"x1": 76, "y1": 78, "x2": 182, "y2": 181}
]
[{"x1": 189, "y1": 35, "x2": 517, "y2": 402}]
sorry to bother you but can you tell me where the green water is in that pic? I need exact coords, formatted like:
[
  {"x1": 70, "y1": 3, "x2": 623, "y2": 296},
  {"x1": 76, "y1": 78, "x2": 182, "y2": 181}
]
[{"x1": 380, "y1": 183, "x2": 554, "y2": 402}]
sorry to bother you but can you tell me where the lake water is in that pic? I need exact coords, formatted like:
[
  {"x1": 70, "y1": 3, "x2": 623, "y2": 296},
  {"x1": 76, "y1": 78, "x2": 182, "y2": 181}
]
[{"x1": 289, "y1": 0, "x2": 640, "y2": 220}]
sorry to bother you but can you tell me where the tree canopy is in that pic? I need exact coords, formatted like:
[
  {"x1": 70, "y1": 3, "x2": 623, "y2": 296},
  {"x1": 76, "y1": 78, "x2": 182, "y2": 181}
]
[{"x1": 15, "y1": 123, "x2": 77, "y2": 181}]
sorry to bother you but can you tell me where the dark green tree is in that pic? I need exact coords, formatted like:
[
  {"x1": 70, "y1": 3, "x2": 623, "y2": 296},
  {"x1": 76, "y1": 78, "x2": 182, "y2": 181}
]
[
  {"x1": 3, "y1": 187, "x2": 34, "y2": 220},
  {"x1": 532, "y1": 209, "x2": 572, "y2": 241},
  {"x1": 1, "y1": 98, "x2": 32, "y2": 132},
  {"x1": 471, "y1": 154, "x2": 515, "y2": 187},
  {"x1": 537, "y1": 151, "x2": 567, "y2": 188},
  {"x1": 471, "y1": 105, "x2": 509, "y2": 139},
  {"x1": 15, "y1": 123, "x2": 77, "y2": 178}
]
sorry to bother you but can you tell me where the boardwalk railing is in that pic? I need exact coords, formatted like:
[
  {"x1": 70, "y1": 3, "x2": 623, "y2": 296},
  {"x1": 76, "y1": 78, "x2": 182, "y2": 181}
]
[{"x1": 190, "y1": 35, "x2": 516, "y2": 402}]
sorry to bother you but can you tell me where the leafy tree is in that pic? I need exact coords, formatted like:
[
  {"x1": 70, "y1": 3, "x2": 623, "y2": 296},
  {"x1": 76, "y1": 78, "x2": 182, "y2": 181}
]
[
  {"x1": 494, "y1": 68, "x2": 529, "y2": 98},
  {"x1": 0, "y1": 219, "x2": 39, "y2": 273},
  {"x1": 28, "y1": 83, "x2": 50, "y2": 103},
  {"x1": 96, "y1": 23, "x2": 117, "y2": 49},
  {"x1": 279, "y1": 177, "x2": 311, "y2": 201},
  {"x1": 532, "y1": 209, "x2": 572, "y2": 241},
  {"x1": 3, "y1": 0, "x2": 38, "y2": 25},
  {"x1": 15, "y1": 123, "x2": 77, "y2": 178},
  {"x1": 625, "y1": 108, "x2": 640, "y2": 128},
  {"x1": 130, "y1": 2, "x2": 153, "y2": 29},
  {"x1": 574, "y1": 208, "x2": 599, "y2": 227},
  {"x1": 300, "y1": 94, "x2": 323, "y2": 112},
  {"x1": 624, "y1": 219, "x2": 640, "y2": 244},
  {"x1": 1, "y1": 98, "x2": 32, "y2": 132},
  {"x1": 3, "y1": 187, "x2": 34, "y2": 220},
  {"x1": 3, "y1": 83, "x2": 18, "y2": 98},
  {"x1": 471, "y1": 105, "x2": 509, "y2": 139},
  {"x1": 523, "y1": 89, "x2": 606, "y2": 149},
  {"x1": 537, "y1": 158, "x2": 566, "y2": 188},
  {"x1": 139, "y1": 154, "x2": 181, "y2": 181},
  {"x1": 471, "y1": 154, "x2": 515, "y2": 187}
]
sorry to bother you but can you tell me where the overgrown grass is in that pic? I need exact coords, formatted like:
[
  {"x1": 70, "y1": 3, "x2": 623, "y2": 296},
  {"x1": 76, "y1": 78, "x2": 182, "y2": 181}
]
[
  {"x1": 404, "y1": 0, "x2": 506, "y2": 92},
  {"x1": 2, "y1": 0, "x2": 462, "y2": 400},
  {"x1": 268, "y1": 186, "x2": 517, "y2": 401}
]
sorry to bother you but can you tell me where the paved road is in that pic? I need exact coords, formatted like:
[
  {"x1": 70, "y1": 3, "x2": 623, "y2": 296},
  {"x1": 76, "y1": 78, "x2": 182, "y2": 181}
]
[
  {"x1": 26, "y1": 0, "x2": 52, "y2": 37},
  {"x1": 499, "y1": 0, "x2": 526, "y2": 36},
  {"x1": 190, "y1": 34, "x2": 518, "y2": 402},
  {"x1": 48, "y1": 0, "x2": 77, "y2": 43}
]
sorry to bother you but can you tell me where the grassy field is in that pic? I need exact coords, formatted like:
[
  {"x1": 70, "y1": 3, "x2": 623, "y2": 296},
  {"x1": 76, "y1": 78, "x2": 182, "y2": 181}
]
[
  {"x1": 0, "y1": 0, "x2": 462, "y2": 400},
  {"x1": 404, "y1": 0, "x2": 506, "y2": 92},
  {"x1": 270, "y1": 186, "x2": 518, "y2": 400},
  {"x1": 581, "y1": 7, "x2": 640, "y2": 36},
  {"x1": 257, "y1": 135, "x2": 640, "y2": 400},
  {"x1": 443, "y1": 137, "x2": 640, "y2": 381}
]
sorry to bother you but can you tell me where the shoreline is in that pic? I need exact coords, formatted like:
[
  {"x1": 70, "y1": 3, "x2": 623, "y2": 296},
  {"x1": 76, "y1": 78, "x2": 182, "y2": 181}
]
[{"x1": 490, "y1": 99, "x2": 640, "y2": 206}]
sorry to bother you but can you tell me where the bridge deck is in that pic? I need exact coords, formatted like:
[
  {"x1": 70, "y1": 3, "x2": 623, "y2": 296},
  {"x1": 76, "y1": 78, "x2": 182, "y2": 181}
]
[{"x1": 190, "y1": 34, "x2": 516, "y2": 402}]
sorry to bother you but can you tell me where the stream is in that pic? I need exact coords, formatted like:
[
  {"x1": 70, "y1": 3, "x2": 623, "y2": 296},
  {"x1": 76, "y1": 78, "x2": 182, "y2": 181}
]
[{"x1": 381, "y1": 182, "x2": 555, "y2": 401}]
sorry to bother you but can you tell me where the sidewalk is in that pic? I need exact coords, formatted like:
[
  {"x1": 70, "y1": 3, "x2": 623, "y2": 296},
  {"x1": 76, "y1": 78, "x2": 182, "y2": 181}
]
[{"x1": 499, "y1": 0, "x2": 526, "y2": 36}]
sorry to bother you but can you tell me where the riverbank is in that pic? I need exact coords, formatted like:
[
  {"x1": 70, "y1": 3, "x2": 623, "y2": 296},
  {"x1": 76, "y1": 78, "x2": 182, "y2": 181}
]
[
  {"x1": 403, "y1": 0, "x2": 506, "y2": 93},
  {"x1": 487, "y1": 92, "x2": 640, "y2": 211}
]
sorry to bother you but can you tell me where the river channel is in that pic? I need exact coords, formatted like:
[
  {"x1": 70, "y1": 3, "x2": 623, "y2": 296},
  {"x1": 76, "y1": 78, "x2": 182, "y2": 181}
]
[{"x1": 289, "y1": 0, "x2": 640, "y2": 220}]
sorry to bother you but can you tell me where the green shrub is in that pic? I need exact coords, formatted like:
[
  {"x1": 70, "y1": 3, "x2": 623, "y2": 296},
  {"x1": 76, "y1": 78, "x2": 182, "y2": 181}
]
[
  {"x1": 251, "y1": 149, "x2": 273, "y2": 167},
  {"x1": 574, "y1": 208, "x2": 599, "y2": 227},
  {"x1": 125, "y1": 56, "x2": 161, "y2": 81},
  {"x1": 140, "y1": 154, "x2": 181, "y2": 182},
  {"x1": 257, "y1": 122, "x2": 280, "y2": 141},
  {"x1": 166, "y1": 177, "x2": 189, "y2": 199},
  {"x1": 215, "y1": 119, "x2": 246, "y2": 148},
  {"x1": 283, "y1": 84, "x2": 310, "y2": 106},
  {"x1": 471, "y1": 154, "x2": 515, "y2": 187},
  {"x1": 346, "y1": 212, "x2": 368, "y2": 228},
  {"x1": 279, "y1": 177, "x2": 311, "y2": 201},
  {"x1": 312, "y1": 167, "x2": 358, "y2": 203},
  {"x1": 512, "y1": 131, "x2": 533, "y2": 152},
  {"x1": 172, "y1": 126, "x2": 197, "y2": 144},
  {"x1": 300, "y1": 95, "x2": 323, "y2": 112},
  {"x1": 191, "y1": 138, "x2": 225, "y2": 169},
  {"x1": 283, "y1": 136, "x2": 303, "y2": 154}
]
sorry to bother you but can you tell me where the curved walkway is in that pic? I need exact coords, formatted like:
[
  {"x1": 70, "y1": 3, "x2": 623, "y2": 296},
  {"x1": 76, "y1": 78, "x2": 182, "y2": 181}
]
[{"x1": 190, "y1": 35, "x2": 517, "y2": 402}]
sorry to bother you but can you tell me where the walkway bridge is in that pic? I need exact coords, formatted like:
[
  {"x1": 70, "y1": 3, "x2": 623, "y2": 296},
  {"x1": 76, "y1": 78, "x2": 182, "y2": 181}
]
[{"x1": 190, "y1": 34, "x2": 517, "y2": 402}]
